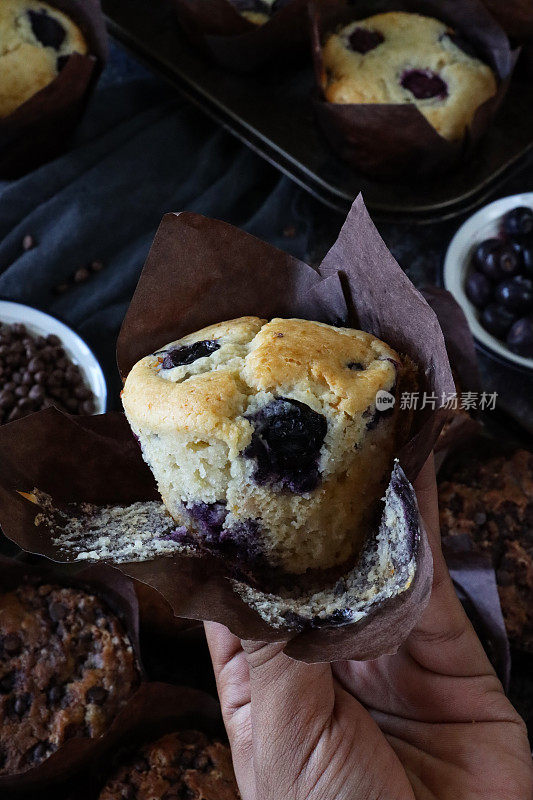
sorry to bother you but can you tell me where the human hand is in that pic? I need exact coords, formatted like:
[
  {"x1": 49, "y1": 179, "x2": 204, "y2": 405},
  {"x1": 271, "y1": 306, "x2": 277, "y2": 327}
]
[{"x1": 205, "y1": 456, "x2": 533, "y2": 800}]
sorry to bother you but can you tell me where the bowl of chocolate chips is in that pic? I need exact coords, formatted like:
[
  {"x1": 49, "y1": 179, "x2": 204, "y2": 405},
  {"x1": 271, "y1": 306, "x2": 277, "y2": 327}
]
[
  {"x1": 444, "y1": 193, "x2": 533, "y2": 371},
  {"x1": 0, "y1": 301, "x2": 106, "y2": 425}
]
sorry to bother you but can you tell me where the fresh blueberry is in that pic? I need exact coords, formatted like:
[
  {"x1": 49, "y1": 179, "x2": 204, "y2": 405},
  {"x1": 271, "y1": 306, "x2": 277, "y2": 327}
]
[
  {"x1": 465, "y1": 271, "x2": 491, "y2": 308},
  {"x1": 160, "y1": 339, "x2": 219, "y2": 369},
  {"x1": 28, "y1": 10, "x2": 66, "y2": 49},
  {"x1": 347, "y1": 361, "x2": 364, "y2": 370},
  {"x1": 348, "y1": 28, "x2": 384, "y2": 54},
  {"x1": 244, "y1": 398, "x2": 327, "y2": 493},
  {"x1": 495, "y1": 276, "x2": 533, "y2": 313},
  {"x1": 400, "y1": 69, "x2": 448, "y2": 100},
  {"x1": 506, "y1": 317, "x2": 533, "y2": 358},
  {"x1": 502, "y1": 206, "x2": 533, "y2": 239},
  {"x1": 510, "y1": 238, "x2": 533, "y2": 276},
  {"x1": 473, "y1": 239, "x2": 502, "y2": 278},
  {"x1": 480, "y1": 304, "x2": 516, "y2": 338},
  {"x1": 186, "y1": 502, "x2": 227, "y2": 542}
]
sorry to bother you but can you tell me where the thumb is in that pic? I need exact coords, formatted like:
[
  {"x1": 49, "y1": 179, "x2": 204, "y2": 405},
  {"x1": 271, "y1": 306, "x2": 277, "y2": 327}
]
[{"x1": 241, "y1": 640, "x2": 335, "y2": 800}]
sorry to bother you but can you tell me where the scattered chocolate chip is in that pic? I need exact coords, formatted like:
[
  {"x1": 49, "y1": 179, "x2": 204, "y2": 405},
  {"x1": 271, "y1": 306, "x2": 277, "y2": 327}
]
[
  {"x1": 73, "y1": 267, "x2": 90, "y2": 284},
  {"x1": 27, "y1": 741, "x2": 49, "y2": 764},
  {"x1": 90, "y1": 260, "x2": 104, "y2": 273},
  {"x1": 46, "y1": 684, "x2": 64, "y2": 706},
  {"x1": 22, "y1": 235, "x2": 35, "y2": 252},
  {"x1": 0, "y1": 672, "x2": 16, "y2": 694}
]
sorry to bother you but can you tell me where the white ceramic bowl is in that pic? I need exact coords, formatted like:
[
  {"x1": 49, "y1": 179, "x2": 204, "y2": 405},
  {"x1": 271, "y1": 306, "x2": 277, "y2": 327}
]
[
  {"x1": 0, "y1": 300, "x2": 107, "y2": 413},
  {"x1": 443, "y1": 192, "x2": 533, "y2": 372}
]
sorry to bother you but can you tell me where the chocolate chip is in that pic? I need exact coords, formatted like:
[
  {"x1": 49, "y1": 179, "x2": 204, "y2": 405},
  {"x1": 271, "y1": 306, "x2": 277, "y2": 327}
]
[
  {"x1": 46, "y1": 684, "x2": 64, "y2": 706},
  {"x1": 28, "y1": 9, "x2": 66, "y2": 49},
  {"x1": 73, "y1": 267, "x2": 90, "y2": 284},
  {"x1": 10, "y1": 693, "x2": 32, "y2": 718},
  {"x1": 22, "y1": 234, "x2": 35, "y2": 251},
  {"x1": 0, "y1": 672, "x2": 16, "y2": 693},
  {"x1": 49, "y1": 601, "x2": 67, "y2": 621},
  {"x1": 27, "y1": 741, "x2": 49, "y2": 764},
  {"x1": 64, "y1": 722, "x2": 87, "y2": 740},
  {"x1": 3, "y1": 633, "x2": 21, "y2": 655},
  {"x1": 86, "y1": 685, "x2": 107, "y2": 705},
  {"x1": 90, "y1": 260, "x2": 104, "y2": 273}
]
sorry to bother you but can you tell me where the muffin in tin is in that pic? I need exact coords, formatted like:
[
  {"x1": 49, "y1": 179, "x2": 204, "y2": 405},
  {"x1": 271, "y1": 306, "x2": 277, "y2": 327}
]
[
  {"x1": 98, "y1": 730, "x2": 239, "y2": 800},
  {"x1": 322, "y1": 11, "x2": 497, "y2": 141},
  {"x1": 122, "y1": 316, "x2": 409, "y2": 576},
  {"x1": 0, "y1": 578, "x2": 139, "y2": 775},
  {"x1": 0, "y1": 0, "x2": 88, "y2": 118}
]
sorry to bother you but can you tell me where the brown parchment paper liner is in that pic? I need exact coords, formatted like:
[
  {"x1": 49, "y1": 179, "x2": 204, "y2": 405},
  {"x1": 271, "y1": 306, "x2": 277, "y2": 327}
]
[
  {"x1": 0, "y1": 196, "x2": 454, "y2": 662},
  {"x1": 0, "y1": 553, "x2": 145, "y2": 794},
  {"x1": 69, "y1": 683, "x2": 223, "y2": 800},
  {"x1": 481, "y1": 0, "x2": 533, "y2": 42},
  {"x1": 422, "y1": 287, "x2": 482, "y2": 461},
  {"x1": 310, "y1": 0, "x2": 515, "y2": 177},
  {"x1": 171, "y1": 0, "x2": 335, "y2": 73},
  {"x1": 0, "y1": 0, "x2": 108, "y2": 179}
]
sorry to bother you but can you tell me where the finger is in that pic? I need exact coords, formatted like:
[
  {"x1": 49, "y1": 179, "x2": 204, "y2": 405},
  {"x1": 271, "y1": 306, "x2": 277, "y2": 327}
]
[
  {"x1": 241, "y1": 640, "x2": 336, "y2": 799},
  {"x1": 204, "y1": 622, "x2": 255, "y2": 798}
]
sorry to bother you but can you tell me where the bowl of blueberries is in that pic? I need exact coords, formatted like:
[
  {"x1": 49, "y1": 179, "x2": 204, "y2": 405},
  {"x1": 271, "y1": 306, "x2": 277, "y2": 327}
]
[{"x1": 444, "y1": 193, "x2": 533, "y2": 370}]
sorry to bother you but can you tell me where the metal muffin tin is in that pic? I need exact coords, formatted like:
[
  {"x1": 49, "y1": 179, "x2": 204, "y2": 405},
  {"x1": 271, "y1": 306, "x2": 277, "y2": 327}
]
[{"x1": 101, "y1": 0, "x2": 533, "y2": 223}]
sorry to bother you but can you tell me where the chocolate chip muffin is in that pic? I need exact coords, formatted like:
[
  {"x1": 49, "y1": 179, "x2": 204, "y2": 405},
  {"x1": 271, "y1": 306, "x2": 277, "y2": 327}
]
[
  {"x1": 439, "y1": 448, "x2": 533, "y2": 651},
  {"x1": 0, "y1": 579, "x2": 139, "y2": 774},
  {"x1": 122, "y1": 316, "x2": 410, "y2": 575},
  {"x1": 322, "y1": 12, "x2": 497, "y2": 141},
  {"x1": 0, "y1": 0, "x2": 88, "y2": 118},
  {"x1": 98, "y1": 731, "x2": 240, "y2": 800}
]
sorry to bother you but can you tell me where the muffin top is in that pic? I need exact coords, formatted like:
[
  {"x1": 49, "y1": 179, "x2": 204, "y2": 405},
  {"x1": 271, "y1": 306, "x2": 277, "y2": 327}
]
[
  {"x1": 121, "y1": 316, "x2": 400, "y2": 455},
  {"x1": 322, "y1": 11, "x2": 497, "y2": 140},
  {"x1": 0, "y1": 579, "x2": 139, "y2": 774},
  {"x1": 98, "y1": 730, "x2": 240, "y2": 800},
  {"x1": 0, "y1": 0, "x2": 87, "y2": 118}
]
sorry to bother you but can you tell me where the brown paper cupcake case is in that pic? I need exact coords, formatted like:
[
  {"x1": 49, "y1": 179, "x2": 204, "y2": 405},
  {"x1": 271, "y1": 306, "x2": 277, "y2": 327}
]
[
  {"x1": 0, "y1": 0, "x2": 108, "y2": 179},
  {"x1": 0, "y1": 196, "x2": 455, "y2": 663},
  {"x1": 310, "y1": 0, "x2": 516, "y2": 177},
  {"x1": 67, "y1": 682, "x2": 224, "y2": 800},
  {"x1": 170, "y1": 0, "x2": 339, "y2": 73},
  {"x1": 481, "y1": 0, "x2": 533, "y2": 42},
  {"x1": 0, "y1": 554, "x2": 147, "y2": 794}
]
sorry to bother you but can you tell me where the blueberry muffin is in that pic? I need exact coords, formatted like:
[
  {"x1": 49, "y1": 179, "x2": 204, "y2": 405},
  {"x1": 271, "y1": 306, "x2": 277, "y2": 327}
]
[
  {"x1": 121, "y1": 317, "x2": 409, "y2": 575},
  {"x1": 0, "y1": 0, "x2": 88, "y2": 118},
  {"x1": 439, "y1": 448, "x2": 533, "y2": 651},
  {"x1": 98, "y1": 730, "x2": 240, "y2": 800},
  {"x1": 0, "y1": 579, "x2": 139, "y2": 774},
  {"x1": 321, "y1": 12, "x2": 497, "y2": 141},
  {"x1": 230, "y1": 0, "x2": 281, "y2": 26}
]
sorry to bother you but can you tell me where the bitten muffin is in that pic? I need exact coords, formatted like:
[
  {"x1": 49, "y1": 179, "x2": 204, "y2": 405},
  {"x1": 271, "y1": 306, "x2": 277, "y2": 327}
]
[
  {"x1": 439, "y1": 448, "x2": 533, "y2": 651},
  {"x1": 230, "y1": 0, "x2": 281, "y2": 26},
  {"x1": 0, "y1": 579, "x2": 139, "y2": 774},
  {"x1": 122, "y1": 316, "x2": 408, "y2": 575},
  {"x1": 321, "y1": 12, "x2": 497, "y2": 141},
  {"x1": 98, "y1": 730, "x2": 240, "y2": 800},
  {"x1": 0, "y1": 0, "x2": 88, "y2": 118}
]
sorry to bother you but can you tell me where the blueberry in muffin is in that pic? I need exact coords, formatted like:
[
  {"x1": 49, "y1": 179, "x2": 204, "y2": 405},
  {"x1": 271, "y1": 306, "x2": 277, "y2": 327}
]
[
  {"x1": 0, "y1": 579, "x2": 139, "y2": 774},
  {"x1": 321, "y1": 12, "x2": 497, "y2": 141},
  {"x1": 98, "y1": 730, "x2": 240, "y2": 800},
  {"x1": 121, "y1": 316, "x2": 408, "y2": 575},
  {"x1": 0, "y1": 0, "x2": 88, "y2": 118}
]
